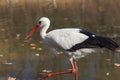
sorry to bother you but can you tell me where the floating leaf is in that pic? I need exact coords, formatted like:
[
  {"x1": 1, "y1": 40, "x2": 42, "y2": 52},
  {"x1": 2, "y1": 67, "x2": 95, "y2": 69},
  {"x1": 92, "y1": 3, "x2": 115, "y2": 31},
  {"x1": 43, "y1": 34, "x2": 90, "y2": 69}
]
[
  {"x1": 0, "y1": 54, "x2": 3, "y2": 57},
  {"x1": 106, "y1": 72, "x2": 110, "y2": 76},
  {"x1": 39, "y1": 41, "x2": 43, "y2": 44},
  {"x1": 8, "y1": 77, "x2": 16, "y2": 80},
  {"x1": 105, "y1": 59, "x2": 111, "y2": 61},
  {"x1": 0, "y1": 28, "x2": 5, "y2": 32},
  {"x1": 21, "y1": 44, "x2": 25, "y2": 46},
  {"x1": 24, "y1": 40, "x2": 29, "y2": 43},
  {"x1": 116, "y1": 48, "x2": 120, "y2": 52},
  {"x1": 4, "y1": 62, "x2": 13, "y2": 65},
  {"x1": 37, "y1": 48, "x2": 42, "y2": 51},
  {"x1": 42, "y1": 69, "x2": 52, "y2": 73},
  {"x1": 4, "y1": 39, "x2": 8, "y2": 42},
  {"x1": 114, "y1": 63, "x2": 120, "y2": 67},
  {"x1": 35, "y1": 53, "x2": 40, "y2": 56},
  {"x1": 15, "y1": 34, "x2": 21, "y2": 39},
  {"x1": 30, "y1": 43, "x2": 36, "y2": 47},
  {"x1": 64, "y1": 18, "x2": 68, "y2": 20},
  {"x1": 31, "y1": 47, "x2": 36, "y2": 49}
]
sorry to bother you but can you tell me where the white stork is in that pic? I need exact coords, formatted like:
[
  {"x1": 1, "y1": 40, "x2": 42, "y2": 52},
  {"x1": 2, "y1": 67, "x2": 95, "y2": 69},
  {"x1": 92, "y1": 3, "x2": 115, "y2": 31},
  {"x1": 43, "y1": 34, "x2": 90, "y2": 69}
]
[{"x1": 25, "y1": 17, "x2": 119, "y2": 80}]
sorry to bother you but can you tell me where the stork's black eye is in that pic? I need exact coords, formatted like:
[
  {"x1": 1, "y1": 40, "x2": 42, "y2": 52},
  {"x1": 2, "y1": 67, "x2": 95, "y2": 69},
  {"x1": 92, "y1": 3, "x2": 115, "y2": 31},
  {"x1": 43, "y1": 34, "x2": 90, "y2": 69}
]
[{"x1": 38, "y1": 21, "x2": 41, "y2": 24}]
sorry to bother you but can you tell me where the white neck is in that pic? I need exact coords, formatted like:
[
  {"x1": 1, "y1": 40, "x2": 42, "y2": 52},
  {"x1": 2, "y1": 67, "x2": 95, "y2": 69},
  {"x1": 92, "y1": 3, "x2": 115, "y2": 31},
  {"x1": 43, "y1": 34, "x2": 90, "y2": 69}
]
[{"x1": 40, "y1": 24, "x2": 50, "y2": 39}]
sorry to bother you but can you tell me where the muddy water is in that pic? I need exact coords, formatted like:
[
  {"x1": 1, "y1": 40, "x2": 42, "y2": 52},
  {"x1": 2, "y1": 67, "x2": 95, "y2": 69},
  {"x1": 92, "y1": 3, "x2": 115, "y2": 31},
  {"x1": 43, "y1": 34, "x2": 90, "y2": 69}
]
[{"x1": 0, "y1": 0, "x2": 120, "y2": 80}]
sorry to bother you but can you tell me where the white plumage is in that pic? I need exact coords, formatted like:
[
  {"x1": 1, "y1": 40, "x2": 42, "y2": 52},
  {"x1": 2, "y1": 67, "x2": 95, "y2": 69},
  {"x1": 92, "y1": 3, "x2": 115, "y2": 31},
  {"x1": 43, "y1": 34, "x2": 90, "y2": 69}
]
[
  {"x1": 25, "y1": 17, "x2": 119, "y2": 80},
  {"x1": 44, "y1": 28, "x2": 94, "y2": 59}
]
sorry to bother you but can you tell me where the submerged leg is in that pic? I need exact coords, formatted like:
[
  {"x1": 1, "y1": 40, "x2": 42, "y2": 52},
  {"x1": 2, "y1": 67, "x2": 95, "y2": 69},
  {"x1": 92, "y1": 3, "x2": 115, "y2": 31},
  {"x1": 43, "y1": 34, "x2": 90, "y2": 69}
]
[{"x1": 40, "y1": 58, "x2": 78, "y2": 80}]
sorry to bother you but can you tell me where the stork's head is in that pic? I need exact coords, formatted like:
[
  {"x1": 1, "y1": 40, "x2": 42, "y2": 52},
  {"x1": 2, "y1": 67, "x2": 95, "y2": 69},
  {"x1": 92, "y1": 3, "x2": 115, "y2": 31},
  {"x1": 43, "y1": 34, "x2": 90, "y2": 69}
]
[
  {"x1": 25, "y1": 17, "x2": 50, "y2": 39},
  {"x1": 38, "y1": 17, "x2": 50, "y2": 27}
]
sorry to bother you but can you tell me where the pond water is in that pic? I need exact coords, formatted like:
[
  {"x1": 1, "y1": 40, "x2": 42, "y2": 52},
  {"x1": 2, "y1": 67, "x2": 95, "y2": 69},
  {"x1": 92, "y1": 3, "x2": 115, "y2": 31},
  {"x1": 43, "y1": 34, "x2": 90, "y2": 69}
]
[{"x1": 0, "y1": 0, "x2": 120, "y2": 80}]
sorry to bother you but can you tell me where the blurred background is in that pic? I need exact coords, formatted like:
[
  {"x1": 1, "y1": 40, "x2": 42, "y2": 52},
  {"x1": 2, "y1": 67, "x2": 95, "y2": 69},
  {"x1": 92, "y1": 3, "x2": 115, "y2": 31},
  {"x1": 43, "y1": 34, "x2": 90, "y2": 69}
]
[{"x1": 0, "y1": 0, "x2": 120, "y2": 80}]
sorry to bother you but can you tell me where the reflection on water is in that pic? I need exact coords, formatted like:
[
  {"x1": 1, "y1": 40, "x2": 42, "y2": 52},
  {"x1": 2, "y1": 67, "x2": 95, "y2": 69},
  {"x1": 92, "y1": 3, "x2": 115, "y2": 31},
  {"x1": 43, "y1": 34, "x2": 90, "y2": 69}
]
[{"x1": 0, "y1": 0, "x2": 120, "y2": 80}]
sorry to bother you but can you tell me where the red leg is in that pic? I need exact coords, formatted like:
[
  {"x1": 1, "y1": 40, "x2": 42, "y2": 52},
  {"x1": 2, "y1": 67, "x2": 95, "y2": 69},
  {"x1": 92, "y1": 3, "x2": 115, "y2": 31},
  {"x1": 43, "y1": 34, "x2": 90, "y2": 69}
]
[
  {"x1": 40, "y1": 70, "x2": 72, "y2": 80},
  {"x1": 73, "y1": 60, "x2": 78, "y2": 80},
  {"x1": 40, "y1": 58, "x2": 78, "y2": 80},
  {"x1": 70, "y1": 58, "x2": 78, "y2": 80}
]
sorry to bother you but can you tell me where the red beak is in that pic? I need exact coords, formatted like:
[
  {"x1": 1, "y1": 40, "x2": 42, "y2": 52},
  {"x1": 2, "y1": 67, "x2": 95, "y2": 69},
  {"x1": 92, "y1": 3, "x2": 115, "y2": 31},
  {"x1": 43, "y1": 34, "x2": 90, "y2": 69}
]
[{"x1": 25, "y1": 25, "x2": 40, "y2": 39}]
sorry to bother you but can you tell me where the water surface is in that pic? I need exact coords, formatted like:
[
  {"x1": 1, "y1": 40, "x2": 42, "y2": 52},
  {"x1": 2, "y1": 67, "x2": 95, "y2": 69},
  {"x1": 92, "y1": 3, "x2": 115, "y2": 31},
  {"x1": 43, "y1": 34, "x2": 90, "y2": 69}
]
[{"x1": 0, "y1": 0, "x2": 120, "y2": 80}]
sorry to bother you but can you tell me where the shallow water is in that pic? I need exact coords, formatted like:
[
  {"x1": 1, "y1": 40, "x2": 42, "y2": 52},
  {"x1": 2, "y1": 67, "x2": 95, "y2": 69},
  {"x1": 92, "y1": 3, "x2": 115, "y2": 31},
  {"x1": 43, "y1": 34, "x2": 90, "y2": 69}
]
[{"x1": 0, "y1": 0, "x2": 120, "y2": 80}]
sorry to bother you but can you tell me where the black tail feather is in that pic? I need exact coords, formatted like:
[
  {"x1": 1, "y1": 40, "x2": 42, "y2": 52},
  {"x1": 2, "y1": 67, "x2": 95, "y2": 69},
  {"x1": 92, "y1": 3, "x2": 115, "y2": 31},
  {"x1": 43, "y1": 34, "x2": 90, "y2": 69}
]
[{"x1": 96, "y1": 36, "x2": 119, "y2": 51}]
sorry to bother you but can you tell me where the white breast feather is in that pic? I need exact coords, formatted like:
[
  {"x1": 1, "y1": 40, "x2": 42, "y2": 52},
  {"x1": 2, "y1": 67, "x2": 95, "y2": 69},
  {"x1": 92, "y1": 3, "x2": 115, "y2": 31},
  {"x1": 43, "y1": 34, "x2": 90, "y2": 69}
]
[{"x1": 45, "y1": 29, "x2": 89, "y2": 50}]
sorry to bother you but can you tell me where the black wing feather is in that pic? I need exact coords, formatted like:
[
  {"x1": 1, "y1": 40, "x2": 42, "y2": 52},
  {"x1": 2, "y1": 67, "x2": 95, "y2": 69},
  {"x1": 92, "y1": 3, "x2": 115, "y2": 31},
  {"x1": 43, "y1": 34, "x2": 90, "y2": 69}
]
[{"x1": 67, "y1": 30, "x2": 119, "y2": 52}]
